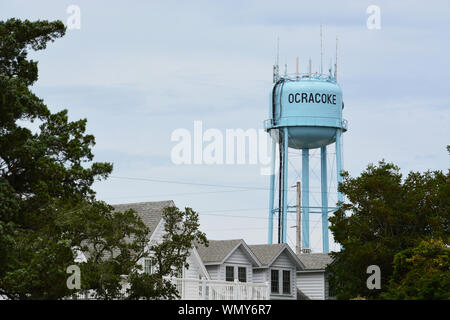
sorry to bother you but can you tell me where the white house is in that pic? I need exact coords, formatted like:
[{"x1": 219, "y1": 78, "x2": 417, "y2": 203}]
[
  {"x1": 296, "y1": 253, "x2": 334, "y2": 300},
  {"x1": 75, "y1": 200, "x2": 334, "y2": 300}
]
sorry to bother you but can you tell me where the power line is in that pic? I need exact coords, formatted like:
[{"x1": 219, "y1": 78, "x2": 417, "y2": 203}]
[
  {"x1": 198, "y1": 211, "x2": 324, "y2": 222},
  {"x1": 101, "y1": 188, "x2": 332, "y2": 201},
  {"x1": 102, "y1": 188, "x2": 260, "y2": 201},
  {"x1": 199, "y1": 207, "x2": 267, "y2": 213},
  {"x1": 109, "y1": 175, "x2": 269, "y2": 191},
  {"x1": 203, "y1": 227, "x2": 267, "y2": 232}
]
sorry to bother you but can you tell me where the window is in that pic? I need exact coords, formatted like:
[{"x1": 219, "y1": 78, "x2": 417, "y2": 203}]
[
  {"x1": 238, "y1": 267, "x2": 247, "y2": 283},
  {"x1": 271, "y1": 270, "x2": 279, "y2": 294},
  {"x1": 282, "y1": 270, "x2": 291, "y2": 294},
  {"x1": 144, "y1": 259, "x2": 152, "y2": 275},
  {"x1": 226, "y1": 266, "x2": 234, "y2": 282}
]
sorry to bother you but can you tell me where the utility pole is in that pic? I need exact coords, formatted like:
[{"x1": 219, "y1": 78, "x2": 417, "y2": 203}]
[{"x1": 296, "y1": 181, "x2": 301, "y2": 256}]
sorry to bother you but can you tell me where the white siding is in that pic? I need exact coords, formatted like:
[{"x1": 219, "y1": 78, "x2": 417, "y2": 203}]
[
  {"x1": 226, "y1": 246, "x2": 250, "y2": 264},
  {"x1": 253, "y1": 269, "x2": 267, "y2": 283},
  {"x1": 296, "y1": 272, "x2": 325, "y2": 300},
  {"x1": 181, "y1": 254, "x2": 201, "y2": 299},
  {"x1": 271, "y1": 251, "x2": 292, "y2": 268},
  {"x1": 206, "y1": 265, "x2": 220, "y2": 281},
  {"x1": 184, "y1": 252, "x2": 201, "y2": 279},
  {"x1": 148, "y1": 220, "x2": 165, "y2": 245}
]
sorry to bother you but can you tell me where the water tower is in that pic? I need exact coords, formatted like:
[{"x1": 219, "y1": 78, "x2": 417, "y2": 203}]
[{"x1": 265, "y1": 43, "x2": 347, "y2": 253}]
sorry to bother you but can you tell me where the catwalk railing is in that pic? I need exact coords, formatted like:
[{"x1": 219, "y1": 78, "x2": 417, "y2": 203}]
[{"x1": 68, "y1": 277, "x2": 269, "y2": 300}]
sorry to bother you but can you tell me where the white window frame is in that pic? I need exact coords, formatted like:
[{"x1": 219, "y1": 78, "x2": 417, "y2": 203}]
[
  {"x1": 238, "y1": 266, "x2": 247, "y2": 283},
  {"x1": 225, "y1": 265, "x2": 235, "y2": 282},
  {"x1": 270, "y1": 268, "x2": 293, "y2": 296},
  {"x1": 282, "y1": 269, "x2": 291, "y2": 295},
  {"x1": 270, "y1": 269, "x2": 280, "y2": 294},
  {"x1": 224, "y1": 264, "x2": 248, "y2": 283}
]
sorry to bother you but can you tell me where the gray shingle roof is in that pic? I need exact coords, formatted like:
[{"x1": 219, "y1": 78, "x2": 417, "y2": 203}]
[
  {"x1": 80, "y1": 200, "x2": 175, "y2": 260},
  {"x1": 195, "y1": 239, "x2": 243, "y2": 264},
  {"x1": 113, "y1": 200, "x2": 175, "y2": 237},
  {"x1": 297, "y1": 253, "x2": 333, "y2": 270},
  {"x1": 247, "y1": 244, "x2": 287, "y2": 266}
]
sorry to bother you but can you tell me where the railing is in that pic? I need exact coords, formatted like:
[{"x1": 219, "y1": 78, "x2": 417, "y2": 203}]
[
  {"x1": 167, "y1": 277, "x2": 269, "y2": 300},
  {"x1": 67, "y1": 278, "x2": 269, "y2": 300},
  {"x1": 274, "y1": 72, "x2": 336, "y2": 82}
]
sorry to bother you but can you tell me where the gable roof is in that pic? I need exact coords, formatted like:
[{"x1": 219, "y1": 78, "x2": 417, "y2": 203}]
[
  {"x1": 195, "y1": 239, "x2": 260, "y2": 267},
  {"x1": 78, "y1": 200, "x2": 175, "y2": 261},
  {"x1": 248, "y1": 244, "x2": 286, "y2": 266},
  {"x1": 248, "y1": 244, "x2": 305, "y2": 270},
  {"x1": 297, "y1": 253, "x2": 333, "y2": 271},
  {"x1": 113, "y1": 200, "x2": 175, "y2": 237}
]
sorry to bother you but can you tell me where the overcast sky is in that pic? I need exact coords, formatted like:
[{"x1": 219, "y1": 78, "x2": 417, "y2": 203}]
[{"x1": 2, "y1": 0, "x2": 449, "y2": 252}]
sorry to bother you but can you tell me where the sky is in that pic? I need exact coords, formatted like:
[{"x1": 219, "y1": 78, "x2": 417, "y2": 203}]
[{"x1": 1, "y1": 0, "x2": 449, "y2": 252}]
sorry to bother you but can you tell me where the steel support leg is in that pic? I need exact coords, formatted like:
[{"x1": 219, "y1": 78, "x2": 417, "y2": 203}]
[
  {"x1": 321, "y1": 146, "x2": 329, "y2": 253},
  {"x1": 301, "y1": 148, "x2": 310, "y2": 249}
]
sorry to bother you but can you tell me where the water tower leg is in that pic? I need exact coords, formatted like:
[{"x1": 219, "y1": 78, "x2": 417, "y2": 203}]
[
  {"x1": 335, "y1": 129, "x2": 343, "y2": 203},
  {"x1": 301, "y1": 148, "x2": 310, "y2": 249},
  {"x1": 320, "y1": 146, "x2": 329, "y2": 253},
  {"x1": 268, "y1": 136, "x2": 276, "y2": 244},
  {"x1": 282, "y1": 127, "x2": 289, "y2": 243}
]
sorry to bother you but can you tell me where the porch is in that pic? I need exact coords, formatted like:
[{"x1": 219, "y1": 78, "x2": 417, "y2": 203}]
[{"x1": 169, "y1": 277, "x2": 269, "y2": 300}]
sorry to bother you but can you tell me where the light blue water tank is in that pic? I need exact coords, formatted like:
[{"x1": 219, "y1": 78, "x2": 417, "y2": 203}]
[{"x1": 265, "y1": 76, "x2": 347, "y2": 149}]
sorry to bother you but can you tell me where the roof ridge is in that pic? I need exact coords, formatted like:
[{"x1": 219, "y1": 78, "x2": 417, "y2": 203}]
[{"x1": 112, "y1": 200, "x2": 174, "y2": 206}]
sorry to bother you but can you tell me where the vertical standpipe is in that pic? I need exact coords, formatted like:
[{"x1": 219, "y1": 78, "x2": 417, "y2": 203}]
[
  {"x1": 335, "y1": 129, "x2": 343, "y2": 202},
  {"x1": 320, "y1": 146, "x2": 329, "y2": 253},
  {"x1": 301, "y1": 148, "x2": 310, "y2": 249},
  {"x1": 267, "y1": 135, "x2": 276, "y2": 244}
]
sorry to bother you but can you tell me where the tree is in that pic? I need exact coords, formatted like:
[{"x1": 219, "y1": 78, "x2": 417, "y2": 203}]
[
  {"x1": 64, "y1": 201, "x2": 151, "y2": 299},
  {"x1": 0, "y1": 18, "x2": 115, "y2": 299},
  {"x1": 127, "y1": 206, "x2": 208, "y2": 300},
  {"x1": 381, "y1": 239, "x2": 449, "y2": 300},
  {"x1": 327, "y1": 159, "x2": 449, "y2": 299},
  {"x1": 0, "y1": 18, "x2": 207, "y2": 299}
]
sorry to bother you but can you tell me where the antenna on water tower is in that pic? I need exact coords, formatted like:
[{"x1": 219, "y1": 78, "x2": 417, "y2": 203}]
[
  {"x1": 320, "y1": 24, "x2": 323, "y2": 74},
  {"x1": 308, "y1": 58, "x2": 312, "y2": 77},
  {"x1": 273, "y1": 36, "x2": 280, "y2": 82},
  {"x1": 335, "y1": 36, "x2": 338, "y2": 80},
  {"x1": 276, "y1": 36, "x2": 280, "y2": 71}
]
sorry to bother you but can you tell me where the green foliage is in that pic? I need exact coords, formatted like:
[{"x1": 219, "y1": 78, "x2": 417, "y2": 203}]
[
  {"x1": 64, "y1": 201, "x2": 150, "y2": 299},
  {"x1": 0, "y1": 18, "x2": 207, "y2": 300},
  {"x1": 350, "y1": 296, "x2": 367, "y2": 300},
  {"x1": 0, "y1": 18, "x2": 108, "y2": 299},
  {"x1": 327, "y1": 159, "x2": 449, "y2": 300},
  {"x1": 381, "y1": 239, "x2": 450, "y2": 300},
  {"x1": 127, "y1": 206, "x2": 208, "y2": 300}
]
